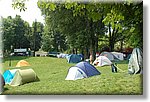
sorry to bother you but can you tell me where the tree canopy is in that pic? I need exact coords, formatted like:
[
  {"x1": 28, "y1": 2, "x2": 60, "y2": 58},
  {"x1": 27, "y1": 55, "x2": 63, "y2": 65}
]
[
  {"x1": 2, "y1": 15, "x2": 44, "y2": 55},
  {"x1": 4, "y1": 0, "x2": 143, "y2": 61}
]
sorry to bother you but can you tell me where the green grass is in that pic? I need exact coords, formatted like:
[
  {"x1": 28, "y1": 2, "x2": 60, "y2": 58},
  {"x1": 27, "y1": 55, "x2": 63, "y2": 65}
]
[{"x1": 2, "y1": 56, "x2": 142, "y2": 95}]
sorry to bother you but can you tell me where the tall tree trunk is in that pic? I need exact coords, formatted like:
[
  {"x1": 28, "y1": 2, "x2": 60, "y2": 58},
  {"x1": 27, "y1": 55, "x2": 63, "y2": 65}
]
[
  {"x1": 95, "y1": 33, "x2": 98, "y2": 52},
  {"x1": 83, "y1": 47, "x2": 88, "y2": 60},
  {"x1": 86, "y1": 18, "x2": 96, "y2": 63},
  {"x1": 120, "y1": 39, "x2": 123, "y2": 52},
  {"x1": 109, "y1": 42, "x2": 114, "y2": 52},
  {"x1": 90, "y1": 20, "x2": 96, "y2": 63},
  {"x1": 33, "y1": 20, "x2": 37, "y2": 57},
  {"x1": 108, "y1": 23, "x2": 113, "y2": 51},
  {"x1": 72, "y1": 48, "x2": 75, "y2": 54},
  {"x1": 75, "y1": 48, "x2": 77, "y2": 54}
]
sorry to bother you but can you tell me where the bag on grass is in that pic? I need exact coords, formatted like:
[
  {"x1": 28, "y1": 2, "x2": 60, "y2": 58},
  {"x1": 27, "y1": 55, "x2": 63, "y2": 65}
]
[{"x1": 111, "y1": 63, "x2": 117, "y2": 73}]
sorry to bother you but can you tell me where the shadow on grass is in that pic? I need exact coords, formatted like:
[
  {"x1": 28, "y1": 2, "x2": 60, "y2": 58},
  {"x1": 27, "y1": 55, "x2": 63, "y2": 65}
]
[
  {"x1": 112, "y1": 60, "x2": 129, "y2": 64},
  {"x1": 3, "y1": 56, "x2": 30, "y2": 62}
]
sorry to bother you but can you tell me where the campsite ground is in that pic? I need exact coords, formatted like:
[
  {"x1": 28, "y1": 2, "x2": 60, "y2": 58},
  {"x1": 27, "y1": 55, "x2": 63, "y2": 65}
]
[{"x1": 2, "y1": 56, "x2": 142, "y2": 95}]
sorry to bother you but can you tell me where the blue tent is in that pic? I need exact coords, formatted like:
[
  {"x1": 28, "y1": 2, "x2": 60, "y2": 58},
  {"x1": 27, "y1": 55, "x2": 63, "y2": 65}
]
[
  {"x1": 66, "y1": 54, "x2": 82, "y2": 63},
  {"x1": 3, "y1": 69, "x2": 18, "y2": 84},
  {"x1": 77, "y1": 54, "x2": 84, "y2": 60},
  {"x1": 75, "y1": 62, "x2": 100, "y2": 77},
  {"x1": 65, "y1": 62, "x2": 101, "y2": 80}
]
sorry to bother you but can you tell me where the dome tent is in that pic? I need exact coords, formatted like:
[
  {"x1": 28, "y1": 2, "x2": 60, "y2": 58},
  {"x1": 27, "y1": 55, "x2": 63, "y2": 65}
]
[
  {"x1": 100, "y1": 52, "x2": 115, "y2": 61},
  {"x1": 66, "y1": 54, "x2": 82, "y2": 63},
  {"x1": 16, "y1": 60, "x2": 30, "y2": 67},
  {"x1": 65, "y1": 62, "x2": 100, "y2": 80},
  {"x1": 111, "y1": 52, "x2": 124, "y2": 60},
  {"x1": 93, "y1": 56, "x2": 112, "y2": 66},
  {"x1": 100, "y1": 51, "x2": 121, "y2": 61}
]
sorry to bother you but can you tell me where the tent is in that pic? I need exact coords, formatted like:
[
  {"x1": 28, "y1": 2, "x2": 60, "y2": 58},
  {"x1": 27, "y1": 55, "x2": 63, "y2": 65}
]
[
  {"x1": 3, "y1": 69, "x2": 19, "y2": 84},
  {"x1": 57, "y1": 53, "x2": 68, "y2": 58},
  {"x1": 111, "y1": 52, "x2": 124, "y2": 60},
  {"x1": 3, "y1": 69, "x2": 39, "y2": 86},
  {"x1": 128, "y1": 48, "x2": 143, "y2": 74},
  {"x1": 93, "y1": 56, "x2": 112, "y2": 66},
  {"x1": 66, "y1": 54, "x2": 82, "y2": 63},
  {"x1": 16, "y1": 60, "x2": 30, "y2": 67},
  {"x1": 100, "y1": 52, "x2": 115, "y2": 61},
  {"x1": 65, "y1": 62, "x2": 100, "y2": 80},
  {"x1": 77, "y1": 54, "x2": 84, "y2": 60}
]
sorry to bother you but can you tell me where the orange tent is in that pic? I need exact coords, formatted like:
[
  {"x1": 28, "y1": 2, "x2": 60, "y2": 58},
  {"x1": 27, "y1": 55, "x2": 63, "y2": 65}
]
[{"x1": 16, "y1": 60, "x2": 30, "y2": 67}]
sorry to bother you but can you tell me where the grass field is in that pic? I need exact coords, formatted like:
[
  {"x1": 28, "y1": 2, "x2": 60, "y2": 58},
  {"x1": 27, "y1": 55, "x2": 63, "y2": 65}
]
[{"x1": 2, "y1": 56, "x2": 142, "y2": 95}]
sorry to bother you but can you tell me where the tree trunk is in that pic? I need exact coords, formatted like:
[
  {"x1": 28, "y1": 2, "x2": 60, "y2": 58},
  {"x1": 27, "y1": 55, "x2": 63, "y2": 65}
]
[
  {"x1": 75, "y1": 48, "x2": 77, "y2": 54},
  {"x1": 95, "y1": 33, "x2": 99, "y2": 52},
  {"x1": 90, "y1": 20, "x2": 96, "y2": 63},
  {"x1": 83, "y1": 47, "x2": 88, "y2": 60},
  {"x1": 120, "y1": 39, "x2": 123, "y2": 52},
  {"x1": 72, "y1": 48, "x2": 75, "y2": 54},
  {"x1": 33, "y1": 21, "x2": 37, "y2": 57},
  {"x1": 109, "y1": 42, "x2": 114, "y2": 52}
]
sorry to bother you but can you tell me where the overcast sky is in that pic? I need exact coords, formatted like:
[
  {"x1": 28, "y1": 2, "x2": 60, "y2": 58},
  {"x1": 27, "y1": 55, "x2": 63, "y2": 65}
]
[{"x1": 0, "y1": 0, "x2": 44, "y2": 26}]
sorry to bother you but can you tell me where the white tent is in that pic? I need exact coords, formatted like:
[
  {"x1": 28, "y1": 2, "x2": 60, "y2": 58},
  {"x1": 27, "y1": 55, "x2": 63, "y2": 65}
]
[
  {"x1": 93, "y1": 56, "x2": 112, "y2": 66},
  {"x1": 112, "y1": 52, "x2": 124, "y2": 60},
  {"x1": 65, "y1": 66, "x2": 87, "y2": 80},
  {"x1": 100, "y1": 52, "x2": 114, "y2": 61}
]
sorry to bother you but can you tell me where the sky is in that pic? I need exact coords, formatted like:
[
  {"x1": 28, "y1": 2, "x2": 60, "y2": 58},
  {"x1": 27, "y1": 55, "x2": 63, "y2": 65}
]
[{"x1": 0, "y1": 0, "x2": 44, "y2": 26}]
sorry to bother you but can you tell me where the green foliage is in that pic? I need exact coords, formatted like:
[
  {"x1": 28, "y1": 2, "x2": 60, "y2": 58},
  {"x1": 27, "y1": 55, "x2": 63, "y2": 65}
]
[
  {"x1": 102, "y1": 8, "x2": 124, "y2": 31},
  {"x1": 2, "y1": 57, "x2": 142, "y2": 95},
  {"x1": 2, "y1": 15, "x2": 44, "y2": 54},
  {"x1": 2, "y1": 15, "x2": 30, "y2": 52},
  {"x1": 46, "y1": 3, "x2": 56, "y2": 11},
  {"x1": 38, "y1": 1, "x2": 107, "y2": 57},
  {"x1": 12, "y1": 0, "x2": 27, "y2": 12},
  {"x1": 12, "y1": 1, "x2": 143, "y2": 52},
  {"x1": 31, "y1": 21, "x2": 44, "y2": 51}
]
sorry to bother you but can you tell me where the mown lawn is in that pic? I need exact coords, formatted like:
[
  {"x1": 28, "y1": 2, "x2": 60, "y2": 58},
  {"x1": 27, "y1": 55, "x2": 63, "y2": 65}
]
[{"x1": 1, "y1": 56, "x2": 142, "y2": 95}]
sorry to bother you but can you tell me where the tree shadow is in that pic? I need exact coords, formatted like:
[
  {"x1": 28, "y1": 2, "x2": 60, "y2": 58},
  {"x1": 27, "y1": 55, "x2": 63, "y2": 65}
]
[
  {"x1": 3, "y1": 56, "x2": 30, "y2": 62},
  {"x1": 112, "y1": 60, "x2": 129, "y2": 64}
]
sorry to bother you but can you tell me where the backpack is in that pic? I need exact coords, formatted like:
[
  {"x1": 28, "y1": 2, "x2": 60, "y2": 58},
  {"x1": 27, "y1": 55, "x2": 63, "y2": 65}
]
[{"x1": 111, "y1": 63, "x2": 117, "y2": 73}]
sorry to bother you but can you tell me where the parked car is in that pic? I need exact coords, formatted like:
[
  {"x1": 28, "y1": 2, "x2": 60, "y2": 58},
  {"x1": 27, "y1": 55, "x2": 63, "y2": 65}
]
[{"x1": 48, "y1": 52, "x2": 60, "y2": 57}]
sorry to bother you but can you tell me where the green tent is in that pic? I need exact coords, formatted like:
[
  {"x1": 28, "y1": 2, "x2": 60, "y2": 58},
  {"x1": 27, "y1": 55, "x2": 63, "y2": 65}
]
[{"x1": 10, "y1": 69, "x2": 39, "y2": 86}]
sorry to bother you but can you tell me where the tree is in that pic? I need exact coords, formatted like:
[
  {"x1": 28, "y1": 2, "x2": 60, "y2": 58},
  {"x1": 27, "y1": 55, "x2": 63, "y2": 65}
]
[
  {"x1": 2, "y1": 15, "x2": 31, "y2": 53},
  {"x1": 102, "y1": 4, "x2": 125, "y2": 51},
  {"x1": 2, "y1": 16, "x2": 15, "y2": 52},
  {"x1": 123, "y1": 2, "x2": 143, "y2": 48},
  {"x1": 14, "y1": 0, "x2": 142, "y2": 61},
  {"x1": 31, "y1": 21, "x2": 44, "y2": 52},
  {"x1": 37, "y1": 1, "x2": 107, "y2": 61},
  {"x1": 13, "y1": 15, "x2": 30, "y2": 49}
]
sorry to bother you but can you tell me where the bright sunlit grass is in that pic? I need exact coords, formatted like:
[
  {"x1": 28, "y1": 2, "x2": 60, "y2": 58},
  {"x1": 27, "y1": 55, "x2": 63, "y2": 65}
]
[{"x1": 2, "y1": 56, "x2": 142, "y2": 95}]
